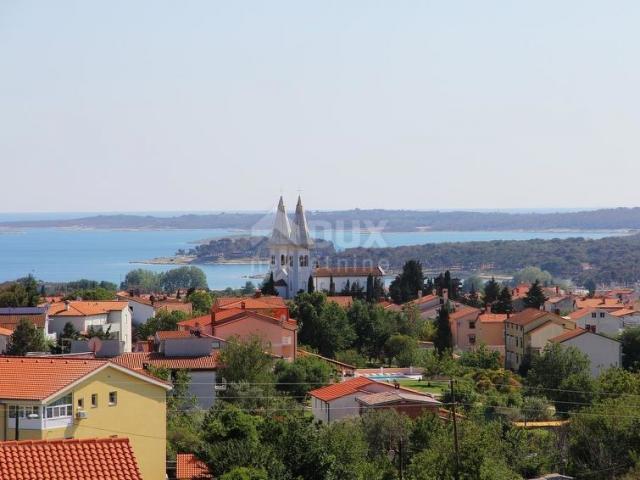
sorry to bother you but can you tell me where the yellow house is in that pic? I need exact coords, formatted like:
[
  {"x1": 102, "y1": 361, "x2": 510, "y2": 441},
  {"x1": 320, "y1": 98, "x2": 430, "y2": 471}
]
[{"x1": 0, "y1": 356, "x2": 171, "y2": 480}]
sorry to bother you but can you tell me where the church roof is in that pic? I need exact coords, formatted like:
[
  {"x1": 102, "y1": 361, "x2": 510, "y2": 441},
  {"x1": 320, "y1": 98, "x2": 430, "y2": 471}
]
[
  {"x1": 269, "y1": 196, "x2": 293, "y2": 246},
  {"x1": 292, "y1": 196, "x2": 314, "y2": 248}
]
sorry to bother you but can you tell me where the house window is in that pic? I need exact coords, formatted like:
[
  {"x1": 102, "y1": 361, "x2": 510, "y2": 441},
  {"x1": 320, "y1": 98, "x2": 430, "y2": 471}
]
[
  {"x1": 280, "y1": 254, "x2": 285, "y2": 266},
  {"x1": 45, "y1": 394, "x2": 72, "y2": 419},
  {"x1": 77, "y1": 398, "x2": 84, "y2": 409},
  {"x1": 600, "y1": 312, "x2": 605, "y2": 318},
  {"x1": 591, "y1": 312, "x2": 597, "y2": 318},
  {"x1": 271, "y1": 255, "x2": 275, "y2": 265},
  {"x1": 91, "y1": 394, "x2": 98, "y2": 408},
  {"x1": 469, "y1": 321, "x2": 476, "y2": 330},
  {"x1": 289, "y1": 256, "x2": 293, "y2": 267},
  {"x1": 9, "y1": 405, "x2": 40, "y2": 419},
  {"x1": 109, "y1": 391, "x2": 117, "y2": 406},
  {"x1": 468, "y1": 334, "x2": 476, "y2": 345}
]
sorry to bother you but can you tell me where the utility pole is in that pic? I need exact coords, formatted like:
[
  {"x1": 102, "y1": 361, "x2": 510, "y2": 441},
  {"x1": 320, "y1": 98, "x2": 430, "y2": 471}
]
[{"x1": 450, "y1": 378, "x2": 460, "y2": 480}]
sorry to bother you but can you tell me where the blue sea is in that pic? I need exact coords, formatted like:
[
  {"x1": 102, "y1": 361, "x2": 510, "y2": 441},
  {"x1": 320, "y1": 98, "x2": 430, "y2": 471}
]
[{"x1": 0, "y1": 226, "x2": 626, "y2": 289}]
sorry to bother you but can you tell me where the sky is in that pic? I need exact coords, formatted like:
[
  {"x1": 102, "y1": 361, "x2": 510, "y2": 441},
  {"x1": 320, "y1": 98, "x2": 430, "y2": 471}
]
[{"x1": 1, "y1": 1, "x2": 639, "y2": 213}]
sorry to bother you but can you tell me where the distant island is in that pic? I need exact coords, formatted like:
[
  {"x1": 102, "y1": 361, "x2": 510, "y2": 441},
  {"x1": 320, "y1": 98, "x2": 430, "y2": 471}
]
[{"x1": 4, "y1": 207, "x2": 640, "y2": 232}]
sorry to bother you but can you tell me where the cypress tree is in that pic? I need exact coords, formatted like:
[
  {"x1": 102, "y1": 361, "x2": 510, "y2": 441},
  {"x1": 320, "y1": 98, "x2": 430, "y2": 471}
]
[
  {"x1": 365, "y1": 274, "x2": 374, "y2": 302},
  {"x1": 329, "y1": 275, "x2": 335, "y2": 296},
  {"x1": 307, "y1": 275, "x2": 314, "y2": 293},
  {"x1": 434, "y1": 305, "x2": 453, "y2": 355}
]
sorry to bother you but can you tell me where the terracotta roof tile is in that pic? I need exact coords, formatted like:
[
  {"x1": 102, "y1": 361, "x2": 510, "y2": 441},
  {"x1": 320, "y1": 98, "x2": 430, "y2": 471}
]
[
  {"x1": 155, "y1": 330, "x2": 193, "y2": 340},
  {"x1": 327, "y1": 296, "x2": 353, "y2": 308},
  {"x1": 112, "y1": 352, "x2": 219, "y2": 371},
  {"x1": 478, "y1": 312, "x2": 508, "y2": 323},
  {"x1": 309, "y1": 377, "x2": 374, "y2": 402},
  {"x1": 575, "y1": 297, "x2": 626, "y2": 309},
  {"x1": 549, "y1": 328, "x2": 588, "y2": 343},
  {"x1": 449, "y1": 306, "x2": 480, "y2": 320},
  {"x1": 566, "y1": 308, "x2": 596, "y2": 320},
  {"x1": 0, "y1": 326, "x2": 13, "y2": 336},
  {"x1": 48, "y1": 301, "x2": 128, "y2": 317},
  {"x1": 507, "y1": 308, "x2": 550, "y2": 326},
  {"x1": 0, "y1": 437, "x2": 142, "y2": 480},
  {"x1": 0, "y1": 357, "x2": 107, "y2": 400},
  {"x1": 178, "y1": 314, "x2": 212, "y2": 329},
  {"x1": 214, "y1": 296, "x2": 286, "y2": 310},
  {"x1": 176, "y1": 453, "x2": 213, "y2": 479}
]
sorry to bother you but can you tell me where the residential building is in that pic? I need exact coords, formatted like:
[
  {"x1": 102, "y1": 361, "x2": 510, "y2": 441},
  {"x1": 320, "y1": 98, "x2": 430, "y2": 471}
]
[
  {"x1": 449, "y1": 306, "x2": 482, "y2": 351},
  {"x1": 549, "y1": 328, "x2": 622, "y2": 377},
  {"x1": 505, "y1": 309, "x2": 575, "y2": 371},
  {"x1": 113, "y1": 331, "x2": 221, "y2": 410},
  {"x1": 309, "y1": 377, "x2": 439, "y2": 423},
  {"x1": 544, "y1": 295, "x2": 575, "y2": 314},
  {"x1": 116, "y1": 291, "x2": 193, "y2": 326},
  {"x1": 47, "y1": 301, "x2": 133, "y2": 352},
  {"x1": 0, "y1": 327, "x2": 11, "y2": 354},
  {"x1": 610, "y1": 308, "x2": 640, "y2": 328},
  {"x1": 566, "y1": 308, "x2": 623, "y2": 336},
  {"x1": 574, "y1": 297, "x2": 626, "y2": 311},
  {"x1": 314, "y1": 266, "x2": 385, "y2": 294},
  {"x1": 355, "y1": 391, "x2": 442, "y2": 419},
  {"x1": 268, "y1": 196, "x2": 314, "y2": 298},
  {"x1": 178, "y1": 295, "x2": 297, "y2": 360},
  {"x1": 176, "y1": 453, "x2": 213, "y2": 480},
  {"x1": 0, "y1": 356, "x2": 171, "y2": 480},
  {"x1": 476, "y1": 311, "x2": 509, "y2": 356},
  {"x1": 0, "y1": 307, "x2": 50, "y2": 338},
  {"x1": 406, "y1": 294, "x2": 442, "y2": 320},
  {"x1": 0, "y1": 437, "x2": 143, "y2": 480}
]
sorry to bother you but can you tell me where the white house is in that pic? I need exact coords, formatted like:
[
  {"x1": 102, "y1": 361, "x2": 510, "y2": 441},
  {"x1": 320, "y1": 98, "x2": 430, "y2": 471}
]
[
  {"x1": 309, "y1": 376, "x2": 439, "y2": 423},
  {"x1": 566, "y1": 308, "x2": 623, "y2": 336},
  {"x1": 549, "y1": 328, "x2": 622, "y2": 377},
  {"x1": 47, "y1": 301, "x2": 133, "y2": 352},
  {"x1": 0, "y1": 327, "x2": 10, "y2": 354},
  {"x1": 611, "y1": 308, "x2": 640, "y2": 328}
]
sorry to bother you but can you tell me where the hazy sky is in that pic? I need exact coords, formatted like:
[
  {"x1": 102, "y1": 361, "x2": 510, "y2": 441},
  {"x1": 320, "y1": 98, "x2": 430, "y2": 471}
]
[{"x1": 1, "y1": 1, "x2": 639, "y2": 213}]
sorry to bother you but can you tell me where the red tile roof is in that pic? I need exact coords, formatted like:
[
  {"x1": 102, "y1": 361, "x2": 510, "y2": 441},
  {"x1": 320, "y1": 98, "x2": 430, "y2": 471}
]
[
  {"x1": 449, "y1": 306, "x2": 480, "y2": 320},
  {"x1": 478, "y1": 312, "x2": 508, "y2": 323},
  {"x1": 0, "y1": 437, "x2": 142, "y2": 480},
  {"x1": 408, "y1": 294, "x2": 440, "y2": 306},
  {"x1": 309, "y1": 377, "x2": 374, "y2": 402},
  {"x1": 176, "y1": 453, "x2": 213, "y2": 480},
  {"x1": 575, "y1": 297, "x2": 626, "y2": 309},
  {"x1": 178, "y1": 314, "x2": 212, "y2": 329},
  {"x1": 611, "y1": 308, "x2": 639, "y2": 318},
  {"x1": 549, "y1": 328, "x2": 588, "y2": 343},
  {"x1": 112, "y1": 352, "x2": 219, "y2": 371},
  {"x1": 507, "y1": 308, "x2": 551, "y2": 326},
  {"x1": 0, "y1": 326, "x2": 12, "y2": 336},
  {"x1": 214, "y1": 296, "x2": 286, "y2": 310},
  {"x1": 0, "y1": 357, "x2": 107, "y2": 400},
  {"x1": 314, "y1": 266, "x2": 385, "y2": 277},
  {"x1": 566, "y1": 308, "x2": 596, "y2": 320},
  {"x1": 0, "y1": 314, "x2": 47, "y2": 330},
  {"x1": 213, "y1": 310, "x2": 297, "y2": 330},
  {"x1": 327, "y1": 296, "x2": 353, "y2": 308},
  {"x1": 48, "y1": 301, "x2": 128, "y2": 317},
  {"x1": 155, "y1": 330, "x2": 193, "y2": 340}
]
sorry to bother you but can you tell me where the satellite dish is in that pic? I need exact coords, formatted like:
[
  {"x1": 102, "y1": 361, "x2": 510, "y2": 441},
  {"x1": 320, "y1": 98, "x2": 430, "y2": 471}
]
[{"x1": 88, "y1": 337, "x2": 102, "y2": 354}]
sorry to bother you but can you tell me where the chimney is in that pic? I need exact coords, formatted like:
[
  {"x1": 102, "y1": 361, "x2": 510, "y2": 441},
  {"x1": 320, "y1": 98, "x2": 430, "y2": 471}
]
[
  {"x1": 556, "y1": 286, "x2": 559, "y2": 295},
  {"x1": 64, "y1": 300, "x2": 70, "y2": 311},
  {"x1": 601, "y1": 298, "x2": 606, "y2": 305},
  {"x1": 240, "y1": 301, "x2": 246, "y2": 309}
]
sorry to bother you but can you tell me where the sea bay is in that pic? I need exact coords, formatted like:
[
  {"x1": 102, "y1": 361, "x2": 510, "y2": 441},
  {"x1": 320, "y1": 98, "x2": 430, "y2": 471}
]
[{"x1": 0, "y1": 227, "x2": 626, "y2": 289}]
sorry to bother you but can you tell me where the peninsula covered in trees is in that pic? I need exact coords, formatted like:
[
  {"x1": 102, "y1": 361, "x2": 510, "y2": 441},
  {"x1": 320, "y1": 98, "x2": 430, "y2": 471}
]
[
  {"x1": 334, "y1": 233, "x2": 640, "y2": 285},
  {"x1": 3, "y1": 207, "x2": 640, "y2": 232}
]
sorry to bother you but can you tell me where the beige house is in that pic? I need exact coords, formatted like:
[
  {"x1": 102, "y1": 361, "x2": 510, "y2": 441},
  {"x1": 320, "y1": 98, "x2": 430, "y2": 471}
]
[{"x1": 505, "y1": 309, "x2": 575, "y2": 371}]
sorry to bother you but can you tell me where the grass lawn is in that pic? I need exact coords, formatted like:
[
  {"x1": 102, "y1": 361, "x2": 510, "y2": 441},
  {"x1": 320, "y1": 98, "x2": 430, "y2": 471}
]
[{"x1": 395, "y1": 379, "x2": 448, "y2": 396}]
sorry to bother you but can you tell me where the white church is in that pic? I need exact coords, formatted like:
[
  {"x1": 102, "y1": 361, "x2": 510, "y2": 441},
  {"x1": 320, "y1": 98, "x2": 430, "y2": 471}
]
[{"x1": 267, "y1": 196, "x2": 385, "y2": 298}]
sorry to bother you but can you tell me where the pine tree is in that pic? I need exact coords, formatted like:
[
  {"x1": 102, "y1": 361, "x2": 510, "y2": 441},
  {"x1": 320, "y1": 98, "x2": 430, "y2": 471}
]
[
  {"x1": 524, "y1": 280, "x2": 547, "y2": 310},
  {"x1": 307, "y1": 275, "x2": 314, "y2": 293},
  {"x1": 434, "y1": 305, "x2": 453, "y2": 354},
  {"x1": 493, "y1": 286, "x2": 513, "y2": 314},
  {"x1": 7, "y1": 319, "x2": 47, "y2": 355},
  {"x1": 483, "y1": 277, "x2": 501, "y2": 305}
]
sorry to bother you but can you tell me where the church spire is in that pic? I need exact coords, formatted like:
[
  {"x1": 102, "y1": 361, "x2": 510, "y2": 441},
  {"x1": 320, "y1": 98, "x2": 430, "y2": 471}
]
[
  {"x1": 293, "y1": 195, "x2": 313, "y2": 248},
  {"x1": 269, "y1": 196, "x2": 292, "y2": 246}
]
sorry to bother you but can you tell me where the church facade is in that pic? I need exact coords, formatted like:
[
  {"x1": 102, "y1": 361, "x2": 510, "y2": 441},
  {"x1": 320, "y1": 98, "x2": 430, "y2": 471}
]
[{"x1": 268, "y1": 196, "x2": 314, "y2": 298}]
